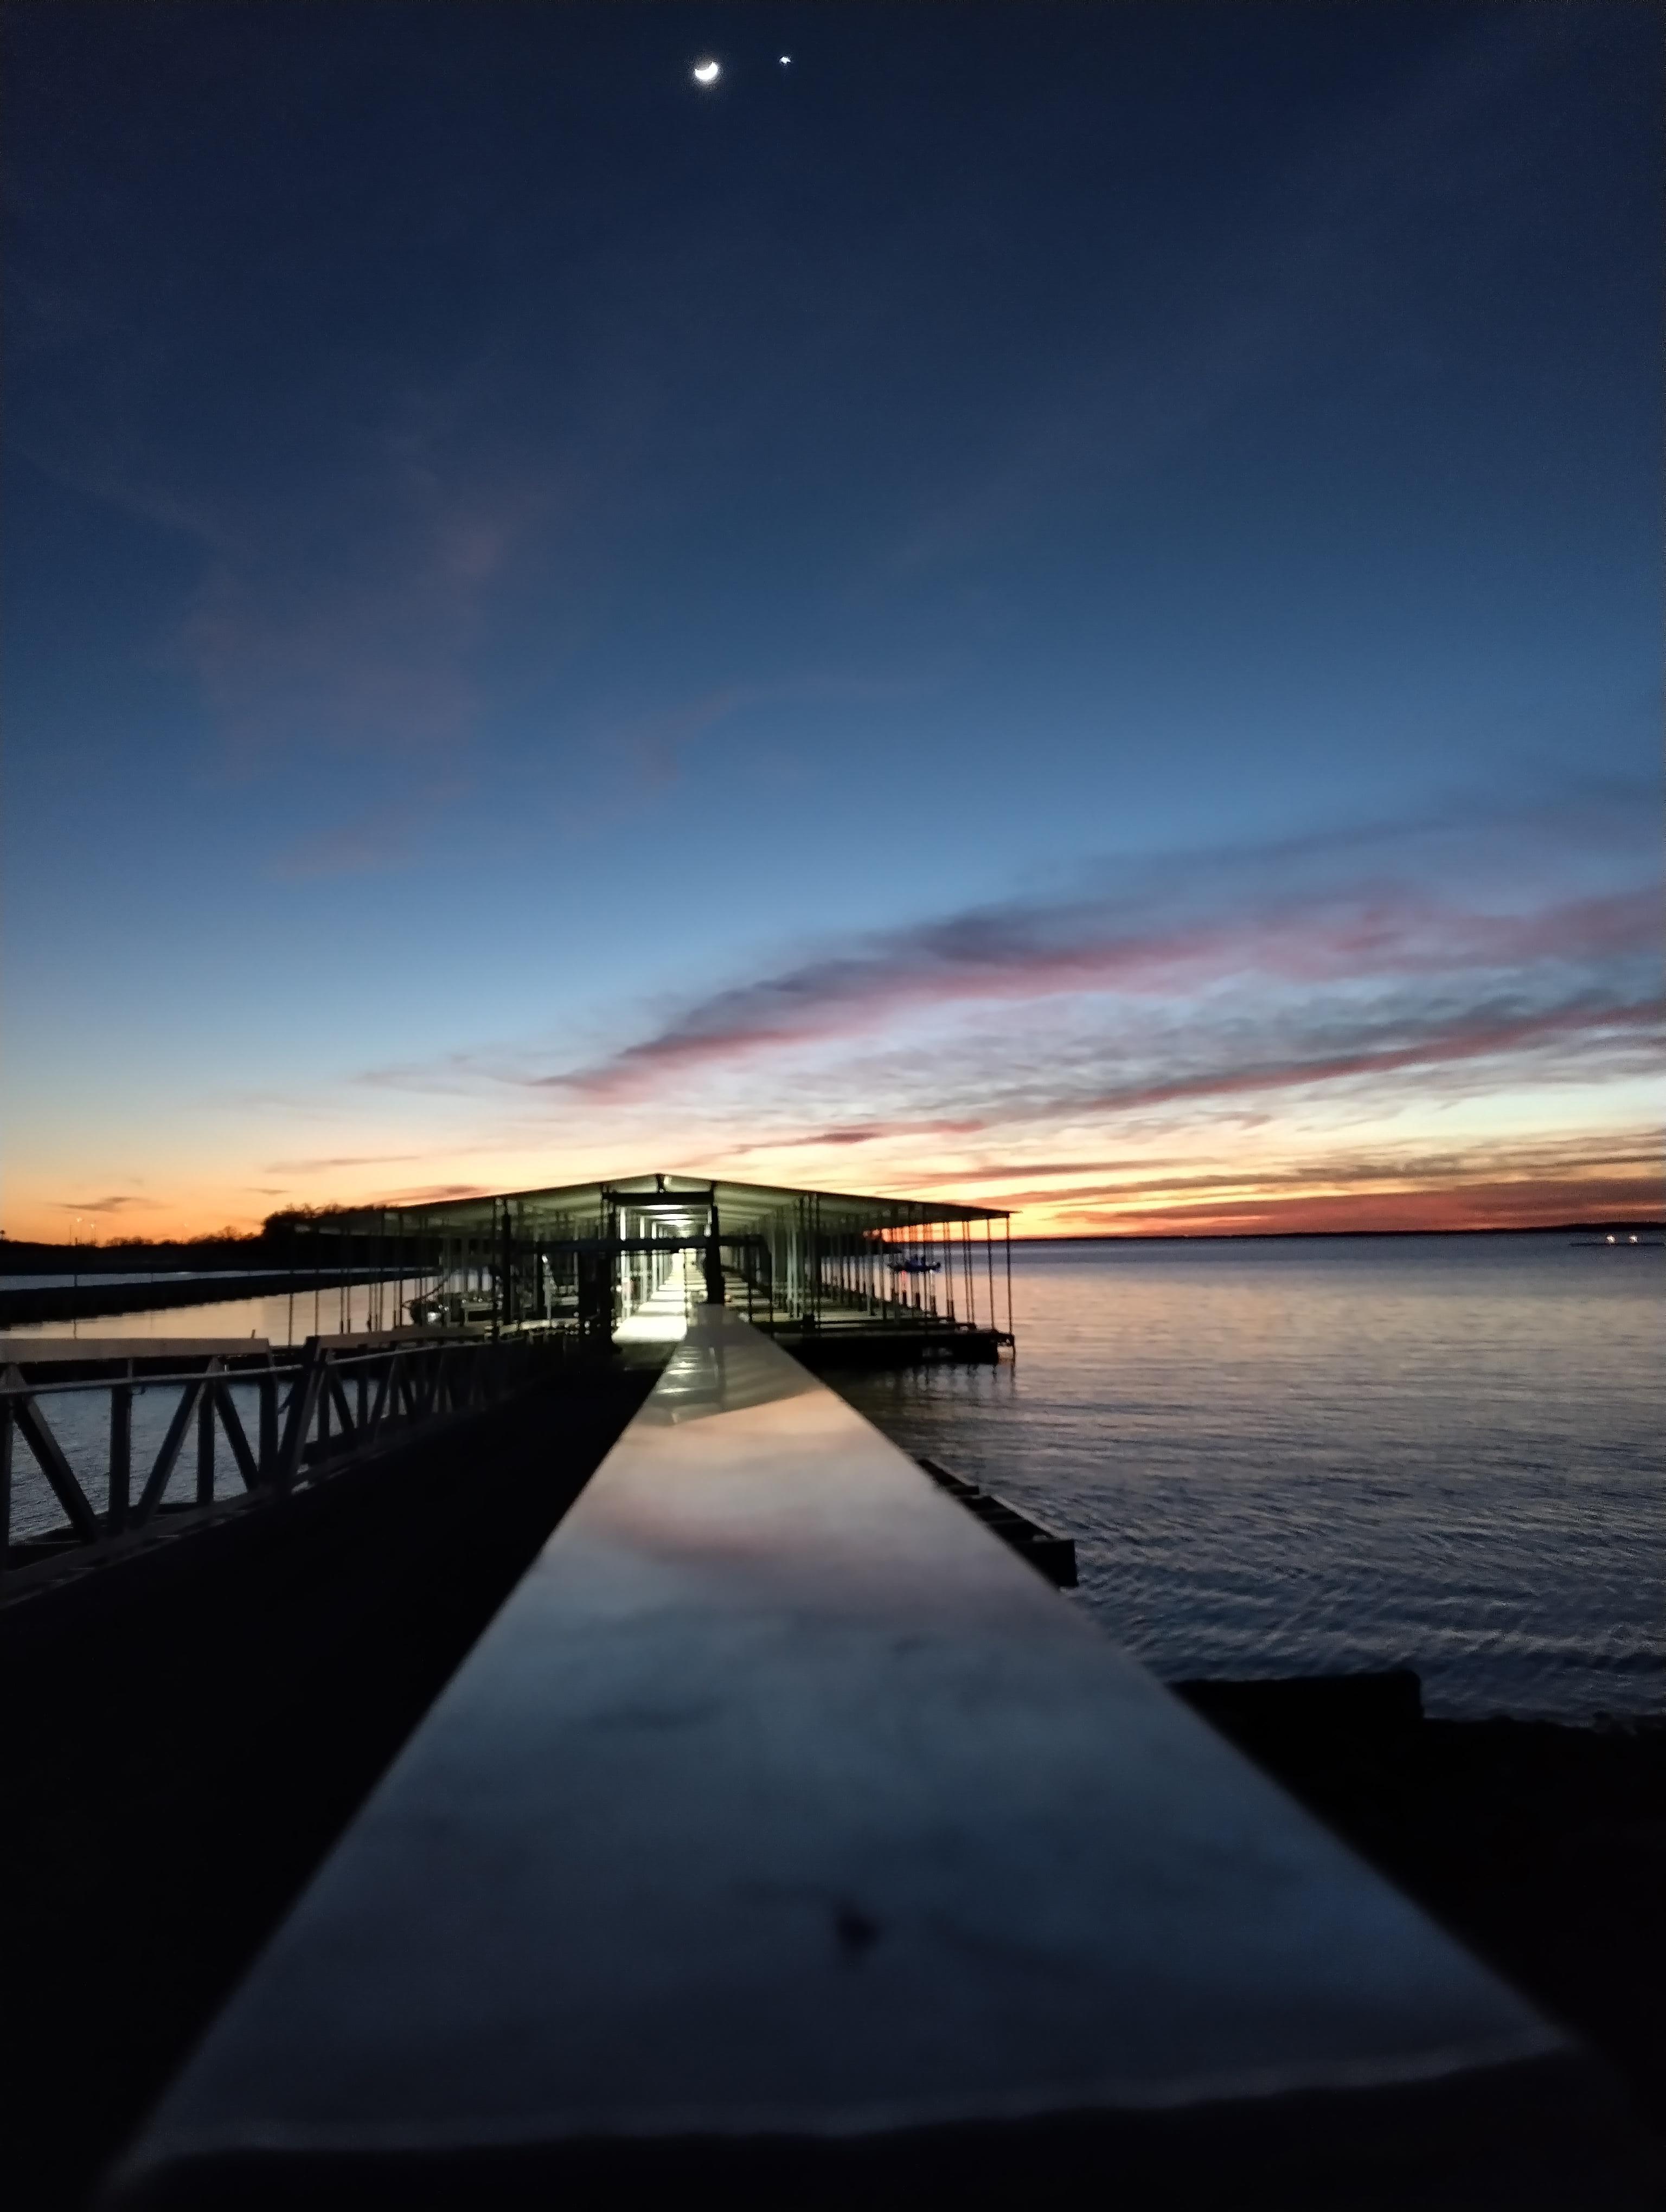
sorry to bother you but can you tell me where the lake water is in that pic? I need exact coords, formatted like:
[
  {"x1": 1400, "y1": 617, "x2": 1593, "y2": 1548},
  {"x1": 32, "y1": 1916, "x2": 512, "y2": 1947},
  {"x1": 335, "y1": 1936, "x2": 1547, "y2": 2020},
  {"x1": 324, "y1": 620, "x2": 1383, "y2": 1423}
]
[
  {"x1": 836, "y1": 1234, "x2": 1663, "y2": 1722},
  {"x1": 4, "y1": 1234, "x2": 1659, "y2": 1720}
]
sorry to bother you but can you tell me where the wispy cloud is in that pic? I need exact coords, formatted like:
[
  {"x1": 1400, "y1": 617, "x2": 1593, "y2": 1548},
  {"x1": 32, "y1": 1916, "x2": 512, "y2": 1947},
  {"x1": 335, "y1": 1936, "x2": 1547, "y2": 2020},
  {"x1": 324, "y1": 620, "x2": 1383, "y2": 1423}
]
[
  {"x1": 549, "y1": 887, "x2": 1655, "y2": 1102},
  {"x1": 589, "y1": 671, "x2": 936, "y2": 799},
  {"x1": 178, "y1": 457, "x2": 541, "y2": 777},
  {"x1": 260, "y1": 1152, "x2": 432, "y2": 1175},
  {"x1": 13, "y1": 294, "x2": 572, "y2": 781},
  {"x1": 375, "y1": 1181, "x2": 494, "y2": 1205},
  {"x1": 535, "y1": 792, "x2": 1658, "y2": 1123},
  {"x1": 331, "y1": 788, "x2": 1658, "y2": 1197},
  {"x1": 977, "y1": 1129, "x2": 1663, "y2": 1212},
  {"x1": 52, "y1": 1193, "x2": 165, "y2": 1213},
  {"x1": 1061, "y1": 1182, "x2": 1660, "y2": 1235},
  {"x1": 1052, "y1": 993, "x2": 1658, "y2": 1123},
  {"x1": 265, "y1": 783, "x2": 467, "y2": 881},
  {"x1": 727, "y1": 1118, "x2": 986, "y2": 1153},
  {"x1": 1048, "y1": 1163, "x2": 1663, "y2": 1236}
]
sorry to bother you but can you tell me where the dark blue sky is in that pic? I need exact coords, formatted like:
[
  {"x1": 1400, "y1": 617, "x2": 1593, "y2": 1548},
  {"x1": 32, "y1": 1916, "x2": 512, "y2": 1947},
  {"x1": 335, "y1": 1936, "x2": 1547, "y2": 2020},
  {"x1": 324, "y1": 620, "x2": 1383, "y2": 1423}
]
[{"x1": 3, "y1": 3, "x2": 1658, "y2": 1234}]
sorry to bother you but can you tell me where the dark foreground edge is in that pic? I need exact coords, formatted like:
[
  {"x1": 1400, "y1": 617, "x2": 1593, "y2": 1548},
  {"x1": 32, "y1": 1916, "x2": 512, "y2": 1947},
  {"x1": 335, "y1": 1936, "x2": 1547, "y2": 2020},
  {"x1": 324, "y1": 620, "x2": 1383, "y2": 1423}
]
[{"x1": 109, "y1": 2052, "x2": 1644, "y2": 2211}]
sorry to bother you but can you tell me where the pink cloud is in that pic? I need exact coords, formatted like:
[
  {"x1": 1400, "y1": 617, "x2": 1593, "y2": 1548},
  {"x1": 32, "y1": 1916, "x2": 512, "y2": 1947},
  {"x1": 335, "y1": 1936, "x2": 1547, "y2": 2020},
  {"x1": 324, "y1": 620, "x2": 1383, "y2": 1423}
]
[
  {"x1": 548, "y1": 877, "x2": 1659, "y2": 1102},
  {"x1": 727, "y1": 1118, "x2": 987, "y2": 1152}
]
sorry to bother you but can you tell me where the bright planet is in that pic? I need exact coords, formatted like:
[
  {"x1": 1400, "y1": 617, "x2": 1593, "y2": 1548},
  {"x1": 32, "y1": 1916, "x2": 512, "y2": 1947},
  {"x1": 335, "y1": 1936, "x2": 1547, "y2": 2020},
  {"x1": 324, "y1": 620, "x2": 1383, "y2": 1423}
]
[{"x1": 691, "y1": 58, "x2": 720, "y2": 86}]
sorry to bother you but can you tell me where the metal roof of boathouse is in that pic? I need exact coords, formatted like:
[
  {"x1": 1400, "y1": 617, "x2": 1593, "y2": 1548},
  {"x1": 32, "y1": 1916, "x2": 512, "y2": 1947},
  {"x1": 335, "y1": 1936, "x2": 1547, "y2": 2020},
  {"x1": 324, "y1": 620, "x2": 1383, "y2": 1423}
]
[{"x1": 324, "y1": 1173, "x2": 1009, "y2": 1238}]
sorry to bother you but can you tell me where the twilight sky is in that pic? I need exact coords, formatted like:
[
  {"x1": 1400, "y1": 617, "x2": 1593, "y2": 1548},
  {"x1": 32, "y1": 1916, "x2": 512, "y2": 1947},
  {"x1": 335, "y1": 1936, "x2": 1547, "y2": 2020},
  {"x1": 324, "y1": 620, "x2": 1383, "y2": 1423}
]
[{"x1": 3, "y1": 2, "x2": 1659, "y2": 1239}]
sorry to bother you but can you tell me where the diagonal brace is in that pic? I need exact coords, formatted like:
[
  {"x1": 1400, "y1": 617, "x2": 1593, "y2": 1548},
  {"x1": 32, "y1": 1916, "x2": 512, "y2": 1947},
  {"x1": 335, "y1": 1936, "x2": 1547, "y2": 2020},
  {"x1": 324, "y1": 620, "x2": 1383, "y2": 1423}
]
[
  {"x1": 4, "y1": 1369, "x2": 99, "y2": 1543},
  {"x1": 134, "y1": 1378, "x2": 207, "y2": 1524},
  {"x1": 211, "y1": 1380, "x2": 261, "y2": 1491}
]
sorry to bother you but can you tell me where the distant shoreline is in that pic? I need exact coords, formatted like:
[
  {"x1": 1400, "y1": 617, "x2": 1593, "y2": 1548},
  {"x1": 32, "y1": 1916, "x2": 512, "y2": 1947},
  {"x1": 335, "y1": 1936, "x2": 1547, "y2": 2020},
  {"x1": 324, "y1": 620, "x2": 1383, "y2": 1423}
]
[
  {"x1": 1008, "y1": 1221, "x2": 1664, "y2": 1246},
  {"x1": 0, "y1": 1269, "x2": 402, "y2": 1328}
]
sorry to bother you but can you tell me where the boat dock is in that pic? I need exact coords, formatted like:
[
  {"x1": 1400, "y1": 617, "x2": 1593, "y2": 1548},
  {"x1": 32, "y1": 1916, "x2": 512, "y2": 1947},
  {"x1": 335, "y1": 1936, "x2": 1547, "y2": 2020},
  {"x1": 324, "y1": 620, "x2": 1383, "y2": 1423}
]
[{"x1": 332, "y1": 1172, "x2": 1017, "y2": 1365}]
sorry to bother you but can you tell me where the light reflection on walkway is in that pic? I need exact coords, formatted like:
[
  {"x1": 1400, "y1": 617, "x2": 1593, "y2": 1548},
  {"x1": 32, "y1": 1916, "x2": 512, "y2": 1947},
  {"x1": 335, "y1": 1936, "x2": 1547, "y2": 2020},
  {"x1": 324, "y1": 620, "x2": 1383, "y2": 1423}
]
[{"x1": 612, "y1": 1254, "x2": 696, "y2": 1345}]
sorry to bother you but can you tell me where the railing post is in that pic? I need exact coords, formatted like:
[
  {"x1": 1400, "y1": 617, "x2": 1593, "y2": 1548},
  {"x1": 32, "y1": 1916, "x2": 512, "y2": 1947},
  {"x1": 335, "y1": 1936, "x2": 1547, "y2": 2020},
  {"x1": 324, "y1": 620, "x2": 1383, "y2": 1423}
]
[
  {"x1": 196, "y1": 1360, "x2": 220, "y2": 1507},
  {"x1": 317, "y1": 1353, "x2": 332, "y2": 1454},
  {"x1": 109, "y1": 1369, "x2": 133, "y2": 1535},
  {"x1": 366, "y1": 1355, "x2": 389, "y2": 1441},
  {"x1": 258, "y1": 1371, "x2": 279, "y2": 1484},
  {"x1": 275, "y1": 1342, "x2": 325, "y2": 1495}
]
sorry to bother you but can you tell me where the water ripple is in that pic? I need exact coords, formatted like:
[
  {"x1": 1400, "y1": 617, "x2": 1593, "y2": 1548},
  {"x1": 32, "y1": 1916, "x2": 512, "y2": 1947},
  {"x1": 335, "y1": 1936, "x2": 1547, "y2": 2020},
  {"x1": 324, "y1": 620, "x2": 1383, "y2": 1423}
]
[{"x1": 836, "y1": 1233, "x2": 1663, "y2": 1720}]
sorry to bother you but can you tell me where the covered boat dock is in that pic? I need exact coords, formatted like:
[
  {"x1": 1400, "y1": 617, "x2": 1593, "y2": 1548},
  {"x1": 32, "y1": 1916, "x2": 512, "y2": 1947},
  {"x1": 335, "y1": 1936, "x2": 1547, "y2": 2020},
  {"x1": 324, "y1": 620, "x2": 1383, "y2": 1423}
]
[{"x1": 310, "y1": 1174, "x2": 1014, "y2": 1365}]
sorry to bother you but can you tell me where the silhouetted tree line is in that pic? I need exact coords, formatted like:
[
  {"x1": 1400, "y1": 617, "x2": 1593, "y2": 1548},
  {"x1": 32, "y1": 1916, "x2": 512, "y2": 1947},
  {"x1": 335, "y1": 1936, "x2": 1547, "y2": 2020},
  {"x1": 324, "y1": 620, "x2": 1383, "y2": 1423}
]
[{"x1": 0, "y1": 1206, "x2": 435, "y2": 1276}]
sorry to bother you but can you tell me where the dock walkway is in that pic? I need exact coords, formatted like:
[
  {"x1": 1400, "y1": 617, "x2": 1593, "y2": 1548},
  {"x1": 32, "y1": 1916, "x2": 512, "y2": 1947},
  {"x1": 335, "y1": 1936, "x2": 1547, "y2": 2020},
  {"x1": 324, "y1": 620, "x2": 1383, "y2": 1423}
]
[{"x1": 109, "y1": 1309, "x2": 1636, "y2": 2207}]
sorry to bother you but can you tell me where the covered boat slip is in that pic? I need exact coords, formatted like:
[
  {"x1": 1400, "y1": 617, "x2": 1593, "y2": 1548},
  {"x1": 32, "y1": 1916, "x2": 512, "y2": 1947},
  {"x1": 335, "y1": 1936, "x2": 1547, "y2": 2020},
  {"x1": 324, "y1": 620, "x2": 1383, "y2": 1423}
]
[
  {"x1": 111, "y1": 1311, "x2": 1641, "y2": 2208},
  {"x1": 309, "y1": 1173, "x2": 1014, "y2": 1359}
]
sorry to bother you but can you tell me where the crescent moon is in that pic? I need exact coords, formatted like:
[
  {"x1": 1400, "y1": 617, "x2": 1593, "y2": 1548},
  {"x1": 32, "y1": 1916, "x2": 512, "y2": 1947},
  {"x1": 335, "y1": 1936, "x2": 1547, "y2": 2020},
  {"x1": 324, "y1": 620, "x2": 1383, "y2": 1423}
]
[{"x1": 692, "y1": 59, "x2": 720, "y2": 86}]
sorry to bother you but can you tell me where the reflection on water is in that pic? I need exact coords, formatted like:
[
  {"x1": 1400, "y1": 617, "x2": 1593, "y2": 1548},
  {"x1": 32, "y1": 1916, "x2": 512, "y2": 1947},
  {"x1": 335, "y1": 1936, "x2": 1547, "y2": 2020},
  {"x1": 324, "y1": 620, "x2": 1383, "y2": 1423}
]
[{"x1": 834, "y1": 1234, "x2": 1663, "y2": 1721}]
